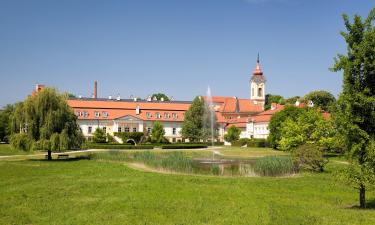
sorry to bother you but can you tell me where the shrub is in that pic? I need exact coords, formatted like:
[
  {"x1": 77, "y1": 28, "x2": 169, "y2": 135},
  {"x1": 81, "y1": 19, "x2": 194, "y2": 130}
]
[
  {"x1": 224, "y1": 126, "x2": 241, "y2": 143},
  {"x1": 247, "y1": 139, "x2": 268, "y2": 148},
  {"x1": 292, "y1": 144, "x2": 328, "y2": 172},
  {"x1": 106, "y1": 133, "x2": 115, "y2": 143},
  {"x1": 92, "y1": 128, "x2": 106, "y2": 143},
  {"x1": 9, "y1": 133, "x2": 34, "y2": 151},
  {"x1": 161, "y1": 144, "x2": 208, "y2": 149},
  {"x1": 114, "y1": 132, "x2": 145, "y2": 144},
  {"x1": 232, "y1": 138, "x2": 250, "y2": 147},
  {"x1": 254, "y1": 156, "x2": 295, "y2": 176}
]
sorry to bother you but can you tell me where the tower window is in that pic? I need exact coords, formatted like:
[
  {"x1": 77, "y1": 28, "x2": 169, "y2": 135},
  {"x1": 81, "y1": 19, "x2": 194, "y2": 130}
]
[
  {"x1": 258, "y1": 88, "x2": 262, "y2": 97},
  {"x1": 252, "y1": 88, "x2": 254, "y2": 96}
]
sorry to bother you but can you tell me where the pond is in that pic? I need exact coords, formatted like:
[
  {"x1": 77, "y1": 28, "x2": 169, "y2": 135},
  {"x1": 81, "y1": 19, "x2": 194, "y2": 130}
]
[{"x1": 90, "y1": 151, "x2": 297, "y2": 177}]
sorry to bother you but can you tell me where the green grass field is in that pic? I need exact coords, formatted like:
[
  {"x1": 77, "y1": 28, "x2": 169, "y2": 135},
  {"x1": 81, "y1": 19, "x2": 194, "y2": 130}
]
[{"x1": 1, "y1": 146, "x2": 374, "y2": 224}]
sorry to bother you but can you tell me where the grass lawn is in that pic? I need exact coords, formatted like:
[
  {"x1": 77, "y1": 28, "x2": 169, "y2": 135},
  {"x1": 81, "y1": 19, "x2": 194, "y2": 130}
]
[
  {"x1": 1, "y1": 148, "x2": 375, "y2": 225},
  {"x1": 0, "y1": 144, "x2": 31, "y2": 156}
]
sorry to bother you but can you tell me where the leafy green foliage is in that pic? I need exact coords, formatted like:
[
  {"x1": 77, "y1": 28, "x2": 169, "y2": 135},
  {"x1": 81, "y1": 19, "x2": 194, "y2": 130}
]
[
  {"x1": 9, "y1": 88, "x2": 84, "y2": 151},
  {"x1": 304, "y1": 90, "x2": 336, "y2": 112},
  {"x1": 151, "y1": 121, "x2": 166, "y2": 143},
  {"x1": 9, "y1": 133, "x2": 33, "y2": 151},
  {"x1": 151, "y1": 93, "x2": 170, "y2": 101},
  {"x1": 92, "y1": 128, "x2": 106, "y2": 143},
  {"x1": 224, "y1": 126, "x2": 241, "y2": 143},
  {"x1": 292, "y1": 144, "x2": 328, "y2": 172},
  {"x1": 265, "y1": 94, "x2": 285, "y2": 110},
  {"x1": 182, "y1": 96, "x2": 218, "y2": 142},
  {"x1": 331, "y1": 8, "x2": 375, "y2": 208},
  {"x1": 0, "y1": 104, "x2": 14, "y2": 142},
  {"x1": 232, "y1": 138, "x2": 269, "y2": 147},
  {"x1": 267, "y1": 106, "x2": 305, "y2": 149},
  {"x1": 50, "y1": 133, "x2": 60, "y2": 151}
]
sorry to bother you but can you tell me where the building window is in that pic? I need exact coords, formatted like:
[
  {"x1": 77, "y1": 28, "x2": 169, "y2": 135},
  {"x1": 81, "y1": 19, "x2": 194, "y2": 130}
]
[
  {"x1": 155, "y1": 112, "x2": 161, "y2": 119},
  {"x1": 133, "y1": 127, "x2": 137, "y2": 132},
  {"x1": 164, "y1": 112, "x2": 169, "y2": 119},
  {"x1": 95, "y1": 111, "x2": 100, "y2": 118},
  {"x1": 172, "y1": 113, "x2": 177, "y2": 119},
  {"x1": 258, "y1": 88, "x2": 262, "y2": 97},
  {"x1": 146, "y1": 112, "x2": 151, "y2": 119},
  {"x1": 83, "y1": 111, "x2": 89, "y2": 118},
  {"x1": 88, "y1": 126, "x2": 92, "y2": 134},
  {"x1": 102, "y1": 111, "x2": 108, "y2": 118},
  {"x1": 118, "y1": 127, "x2": 122, "y2": 133},
  {"x1": 147, "y1": 127, "x2": 151, "y2": 134},
  {"x1": 125, "y1": 127, "x2": 130, "y2": 132},
  {"x1": 172, "y1": 127, "x2": 176, "y2": 135},
  {"x1": 172, "y1": 138, "x2": 176, "y2": 143},
  {"x1": 103, "y1": 127, "x2": 106, "y2": 133}
]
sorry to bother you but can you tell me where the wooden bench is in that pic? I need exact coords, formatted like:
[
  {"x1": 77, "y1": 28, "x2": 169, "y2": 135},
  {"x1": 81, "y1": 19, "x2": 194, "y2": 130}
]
[{"x1": 57, "y1": 154, "x2": 69, "y2": 159}]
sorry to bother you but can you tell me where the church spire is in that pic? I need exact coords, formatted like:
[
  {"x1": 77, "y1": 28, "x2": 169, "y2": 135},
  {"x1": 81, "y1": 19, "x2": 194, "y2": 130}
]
[{"x1": 253, "y1": 54, "x2": 263, "y2": 76}]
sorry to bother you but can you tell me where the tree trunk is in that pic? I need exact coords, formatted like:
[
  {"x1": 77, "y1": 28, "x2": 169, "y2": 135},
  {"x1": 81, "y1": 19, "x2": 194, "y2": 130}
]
[
  {"x1": 47, "y1": 150, "x2": 52, "y2": 161},
  {"x1": 359, "y1": 184, "x2": 366, "y2": 208}
]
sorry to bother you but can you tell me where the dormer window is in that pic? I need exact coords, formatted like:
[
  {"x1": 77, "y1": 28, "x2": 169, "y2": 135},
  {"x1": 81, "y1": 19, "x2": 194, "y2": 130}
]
[
  {"x1": 155, "y1": 112, "x2": 161, "y2": 119},
  {"x1": 102, "y1": 111, "x2": 108, "y2": 118},
  {"x1": 94, "y1": 111, "x2": 100, "y2": 118},
  {"x1": 172, "y1": 113, "x2": 177, "y2": 119},
  {"x1": 83, "y1": 111, "x2": 89, "y2": 118},
  {"x1": 146, "y1": 112, "x2": 151, "y2": 119},
  {"x1": 164, "y1": 112, "x2": 170, "y2": 119}
]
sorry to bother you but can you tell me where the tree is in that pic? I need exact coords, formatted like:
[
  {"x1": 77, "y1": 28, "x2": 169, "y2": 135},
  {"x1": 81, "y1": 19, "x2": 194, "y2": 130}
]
[
  {"x1": 151, "y1": 93, "x2": 170, "y2": 101},
  {"x1": 9, "y1": 88, "x2": 84, "y2": 158},
  {"x1": 265, "y1": 94, "x2": 285, "y2": 110},
  {"x1": 92, "y1": 127, "x2": 106, "y2": 143},
  {"x1": 285, "y1": 96, "x2": 301, "y2": 105},
  {"x1": 0, "y1": 104, "x2": 14, "y2": 142},
  {"x1": 332, "y1": 8, "x2": 375, "y2": 208},
  {"x1": 181, "y1": 96, "x2": 205, "y2": 142},
  {"x1": 151, "y1": 121, "x2": 165, "y2": 143},
  {"x1": 267, "y1": 106, "x2": 305, "y2": 149},
  {"x1": 224, "y1": 126, "x2": 241, "y2": 143},
  {"x1": 278, "y1": 109, "x2": 335, "y2": 151},
  {"x1": 304, "y1": 90, "x2": 336, "y2": 112}
]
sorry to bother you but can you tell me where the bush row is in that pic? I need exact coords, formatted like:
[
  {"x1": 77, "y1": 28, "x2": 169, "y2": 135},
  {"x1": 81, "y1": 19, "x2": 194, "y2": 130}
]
[
  {"x1": 232, "y1": 138, "x2": 269, "y2": 148},
  {"x1": 85, "y1": 143, "x2": 153, "y2": 150},
  {"x1": 161, "y1": 144, "x2": 208, "y2": 149}
]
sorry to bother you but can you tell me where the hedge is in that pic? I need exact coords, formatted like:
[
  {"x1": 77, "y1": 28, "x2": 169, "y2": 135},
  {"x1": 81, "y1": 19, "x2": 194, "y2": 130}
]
[
  {"x1": 86, "y1": 144, "x2": 153, "y2": 150},
  {"x1": 232, "y1": 138, "x2": 269, "y2": 148},
  {"x1": 161, "y1": 144, "x2": 208, "y2": 149}
]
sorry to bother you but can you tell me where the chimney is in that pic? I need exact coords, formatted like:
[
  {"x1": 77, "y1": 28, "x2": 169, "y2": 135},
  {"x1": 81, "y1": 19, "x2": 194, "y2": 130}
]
[{"x1": 94, "y1": 81, "x2": 97, "y2": 99}]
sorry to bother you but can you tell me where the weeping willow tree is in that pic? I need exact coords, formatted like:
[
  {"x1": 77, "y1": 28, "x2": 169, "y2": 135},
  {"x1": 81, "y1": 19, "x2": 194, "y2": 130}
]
[{"x1": 9, "y1": 88, "x2": 84, "y2": 155}]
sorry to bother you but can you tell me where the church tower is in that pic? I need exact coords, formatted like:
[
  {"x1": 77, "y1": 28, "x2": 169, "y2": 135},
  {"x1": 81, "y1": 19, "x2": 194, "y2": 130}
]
[{"x1": 250, "y1": 54, "x2": 266, "y2": 106}]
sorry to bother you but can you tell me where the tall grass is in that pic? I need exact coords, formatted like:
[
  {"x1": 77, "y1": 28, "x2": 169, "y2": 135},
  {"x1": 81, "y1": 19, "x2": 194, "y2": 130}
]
[
  {"x1": 89, "y1": 151, "x2": 131, "y2": 162},
  {"x1": 254, "y1": 156, "x2": 295, "y2": 177}
]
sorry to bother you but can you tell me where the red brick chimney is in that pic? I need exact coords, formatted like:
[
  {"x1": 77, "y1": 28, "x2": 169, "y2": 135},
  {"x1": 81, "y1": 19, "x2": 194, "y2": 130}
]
[{"x1": 94, "y1": 81, "x2": 97, "y2": 99}]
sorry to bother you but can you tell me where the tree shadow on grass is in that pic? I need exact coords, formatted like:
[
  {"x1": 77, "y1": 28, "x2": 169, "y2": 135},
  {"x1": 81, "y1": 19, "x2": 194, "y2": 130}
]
[
  {"x1": 29, "y1": 155, "x2": 90, "y2": 162},
  {"x1": 346, "y1": 199, "x2": 375, "y2": 210}
]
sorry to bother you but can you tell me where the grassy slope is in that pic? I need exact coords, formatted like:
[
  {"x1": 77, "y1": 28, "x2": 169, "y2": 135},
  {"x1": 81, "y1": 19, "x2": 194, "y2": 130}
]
[{"x1": 1, "y1": 158, "x2": 374, "y2": 225}]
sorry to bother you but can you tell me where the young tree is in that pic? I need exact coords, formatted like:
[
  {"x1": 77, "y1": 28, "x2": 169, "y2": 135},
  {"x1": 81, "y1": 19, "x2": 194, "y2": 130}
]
[
  {"x1": 224, "y1": 126, "x2": 241, "y2": 143},
  {"x1": 304, "y1": 90, "x2": 336, "y2": 112},
  {"x1": 92, "y1": 128, "x2": 106, "y2": 143},
  {"x1": 332, "y1": 8, "x2": 375, "y2": 208},
  {"x1": 181, "y1": 96, "x2": 205, "y2": 142},
  {"x1": 151, "y1": 121, "x2": 165, "y2": 143}
]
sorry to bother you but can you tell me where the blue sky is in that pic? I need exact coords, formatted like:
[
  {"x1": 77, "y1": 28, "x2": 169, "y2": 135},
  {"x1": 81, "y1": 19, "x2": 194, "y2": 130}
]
[{"x1": 0, "y1": 0, "x2": 374, "y2": 107}]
